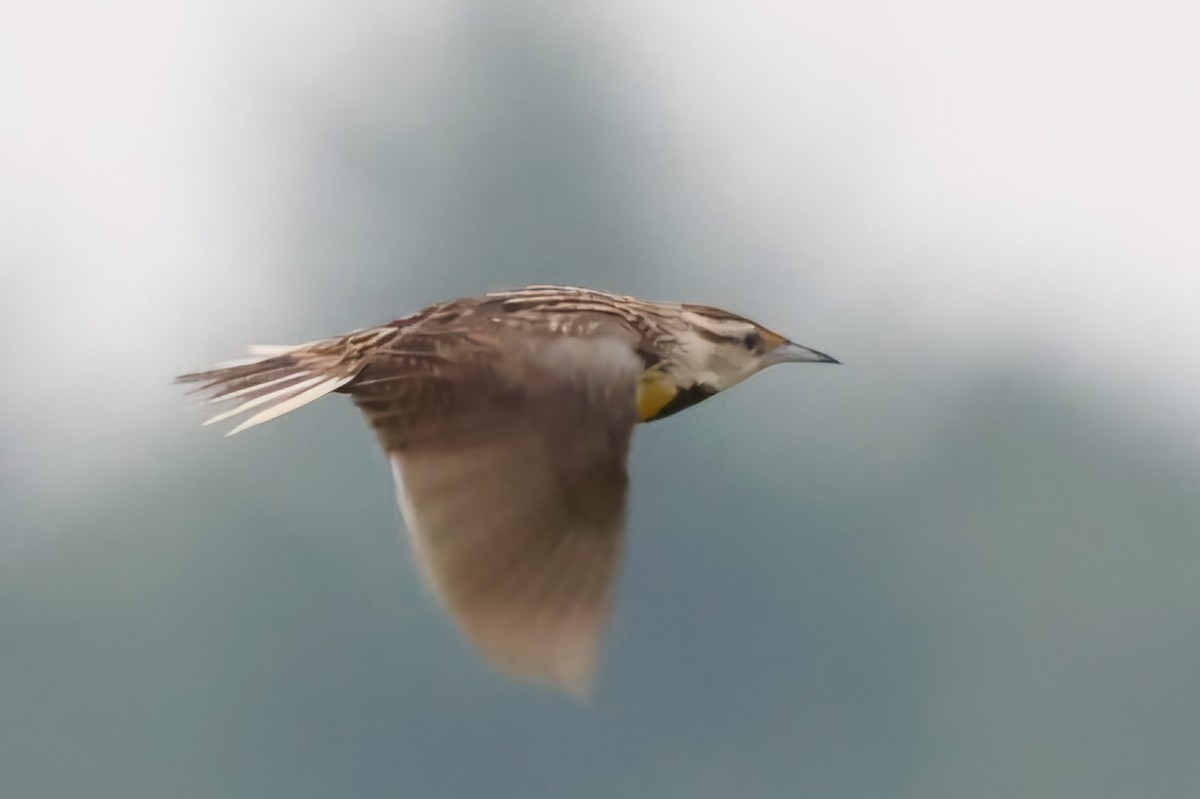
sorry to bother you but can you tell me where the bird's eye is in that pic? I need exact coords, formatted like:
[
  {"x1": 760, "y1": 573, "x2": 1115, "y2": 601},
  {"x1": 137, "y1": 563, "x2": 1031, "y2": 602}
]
[{"x1": 742, "y1": 332, "x2": 762, "y2": 352}]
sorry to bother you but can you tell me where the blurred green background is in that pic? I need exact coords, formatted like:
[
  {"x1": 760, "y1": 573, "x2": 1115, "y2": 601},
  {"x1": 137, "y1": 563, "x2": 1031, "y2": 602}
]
[{"x1": 3, "y1": 1, "x2": 1198, "y2": 797}]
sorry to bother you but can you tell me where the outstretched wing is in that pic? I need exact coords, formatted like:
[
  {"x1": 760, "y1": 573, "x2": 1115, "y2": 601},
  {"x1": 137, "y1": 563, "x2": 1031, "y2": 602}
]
[
  {"x1": 179, "y1": 309, "x2": 645, "y2": 694},
  {"x1": 352, "y1": 324, "x2": 643, "y2": 695}
]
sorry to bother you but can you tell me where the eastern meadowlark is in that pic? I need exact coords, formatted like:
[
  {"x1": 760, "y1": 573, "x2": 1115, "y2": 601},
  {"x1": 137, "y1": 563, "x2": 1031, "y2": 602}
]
[{"x1": 177, "y1": 285, "x2": 838, "y2": 694}]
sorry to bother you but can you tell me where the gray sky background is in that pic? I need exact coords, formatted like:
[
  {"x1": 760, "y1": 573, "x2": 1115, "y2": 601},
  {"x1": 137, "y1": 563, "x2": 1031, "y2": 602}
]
[{"x1": 2, "y1": 2, "x2": 1197, "y2": 797}]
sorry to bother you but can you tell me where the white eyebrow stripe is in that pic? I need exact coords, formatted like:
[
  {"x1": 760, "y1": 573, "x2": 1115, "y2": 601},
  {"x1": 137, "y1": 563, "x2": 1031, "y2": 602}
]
[{"x1": 679, "y1": 310, "x2": 754, "y2": 339}]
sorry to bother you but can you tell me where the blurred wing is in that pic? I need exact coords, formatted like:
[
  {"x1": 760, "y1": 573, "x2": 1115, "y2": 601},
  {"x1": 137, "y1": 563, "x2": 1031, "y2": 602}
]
[{"x1": 353, "y1": 331, "x2": 641, "y2": 694}]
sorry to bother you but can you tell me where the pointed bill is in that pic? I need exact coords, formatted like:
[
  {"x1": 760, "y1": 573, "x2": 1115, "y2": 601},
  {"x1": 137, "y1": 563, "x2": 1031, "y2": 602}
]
[{"x1": 766, "y1": 341, "x2": 840, "y2": 365}]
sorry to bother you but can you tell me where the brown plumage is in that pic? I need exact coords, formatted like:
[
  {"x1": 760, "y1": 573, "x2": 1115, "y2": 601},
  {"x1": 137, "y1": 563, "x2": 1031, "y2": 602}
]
[{"x1": 177, "y1": 285, "x2": 838, "y2": 694}]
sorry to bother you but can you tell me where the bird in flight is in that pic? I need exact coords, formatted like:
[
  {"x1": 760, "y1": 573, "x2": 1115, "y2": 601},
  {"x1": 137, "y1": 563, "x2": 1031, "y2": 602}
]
[{"x1": 178, "y1": 285, "x2": 838, "y2": 694}]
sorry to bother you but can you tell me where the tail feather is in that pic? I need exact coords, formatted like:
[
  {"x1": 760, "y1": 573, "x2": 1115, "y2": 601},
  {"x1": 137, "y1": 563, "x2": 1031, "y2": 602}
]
[
  {"x1": 177, "y1": 336, "x2": 373, "y2": 435},
  {"x1": 225, "y1": 374, "x2": 356, "y2": 435},
  {"x1": 201, "y1": 375, "x2": 326, "y2": 427},
  {"x1": 209, "y1": 369, "x2": 314, "y2": 402},
  {"x1": 180, "y1": 358, "x2": 300, "y2": 398},
  {"x1": 245, "y1": 341, "x2": 321, "y2": 357}
]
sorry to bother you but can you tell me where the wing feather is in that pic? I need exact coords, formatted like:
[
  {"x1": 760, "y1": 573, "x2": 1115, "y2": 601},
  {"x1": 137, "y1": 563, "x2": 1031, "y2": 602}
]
[
  {"x1": 370, "y1": 328, "x2": 641, "y2": 694},
  {"x1": 180, "y1": 305, "x2": 646, "y2": 694}
]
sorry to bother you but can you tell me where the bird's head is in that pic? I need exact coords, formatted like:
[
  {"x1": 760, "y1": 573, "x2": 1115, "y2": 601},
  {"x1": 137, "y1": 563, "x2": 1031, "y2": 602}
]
[{"x1": 637, "y1": 304, "x2": 839, "y2": 422}]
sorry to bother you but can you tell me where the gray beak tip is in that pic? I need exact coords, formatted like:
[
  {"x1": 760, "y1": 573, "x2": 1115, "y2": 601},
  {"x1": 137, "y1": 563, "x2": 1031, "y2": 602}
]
[{"x1": 775, "y1": 342, "x2": 841, "y2": 365}]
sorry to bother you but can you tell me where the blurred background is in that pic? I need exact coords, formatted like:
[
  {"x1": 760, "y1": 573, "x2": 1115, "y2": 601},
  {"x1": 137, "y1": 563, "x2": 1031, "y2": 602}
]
[{"x1": 2, "y1": 1, "x2": 1198, "y2": 796}]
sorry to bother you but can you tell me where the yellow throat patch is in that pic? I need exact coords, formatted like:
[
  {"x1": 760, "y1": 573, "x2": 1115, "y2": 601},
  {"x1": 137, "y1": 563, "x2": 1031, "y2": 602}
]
[{"x1": 636, "y1": 372, "x2": 678, "y2": 422}]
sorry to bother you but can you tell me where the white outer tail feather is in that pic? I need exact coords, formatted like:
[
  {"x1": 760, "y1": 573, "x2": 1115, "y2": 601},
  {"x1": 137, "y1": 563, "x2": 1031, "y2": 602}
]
[
  {"x1": 224, "y1": 375, "x2": 354, "y2": 435},
  {"x1": 179, "y1": 338, "x2": 367, "y2": 436}
]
